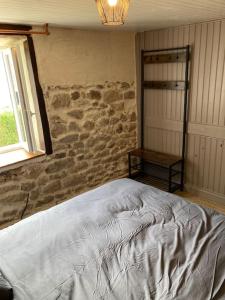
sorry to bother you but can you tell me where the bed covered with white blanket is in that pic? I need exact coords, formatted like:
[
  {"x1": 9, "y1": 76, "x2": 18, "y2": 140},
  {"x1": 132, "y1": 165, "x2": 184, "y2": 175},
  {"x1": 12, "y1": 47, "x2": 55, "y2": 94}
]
[{"x1": 0, "y1": 179, "x2": 225, "y2": 299}]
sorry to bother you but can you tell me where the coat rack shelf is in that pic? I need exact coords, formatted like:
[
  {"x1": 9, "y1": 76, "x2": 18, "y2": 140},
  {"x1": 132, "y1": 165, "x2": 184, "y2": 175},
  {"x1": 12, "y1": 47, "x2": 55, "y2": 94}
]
[
  {"x1": 144, "y1": 80, "x2": 186, "y2": 90},
  {"x1": 128, "y1": 45, "x2": 190, "y2": 193},
  {"x1": 144, "y1": 51, "x2": 187, "y2": 64}
]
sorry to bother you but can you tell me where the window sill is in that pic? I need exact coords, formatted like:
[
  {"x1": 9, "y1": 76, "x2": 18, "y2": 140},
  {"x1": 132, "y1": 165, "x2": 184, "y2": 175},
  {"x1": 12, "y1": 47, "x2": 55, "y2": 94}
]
[{"x1": 0, "y1": 149, "x2": 45, "y2": 171}]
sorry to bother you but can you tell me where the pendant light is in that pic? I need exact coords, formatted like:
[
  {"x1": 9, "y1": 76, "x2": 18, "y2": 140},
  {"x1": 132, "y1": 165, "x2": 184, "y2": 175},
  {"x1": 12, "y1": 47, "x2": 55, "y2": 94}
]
[{"x1": 96, "y1": 0, "x2": 130, "y2": 26}]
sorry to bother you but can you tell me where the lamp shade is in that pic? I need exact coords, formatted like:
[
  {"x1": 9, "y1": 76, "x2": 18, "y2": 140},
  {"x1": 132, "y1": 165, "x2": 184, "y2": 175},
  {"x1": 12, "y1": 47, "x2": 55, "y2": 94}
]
[{"x1": 96, "y1": 0, "x2": 130, "y2": 26}]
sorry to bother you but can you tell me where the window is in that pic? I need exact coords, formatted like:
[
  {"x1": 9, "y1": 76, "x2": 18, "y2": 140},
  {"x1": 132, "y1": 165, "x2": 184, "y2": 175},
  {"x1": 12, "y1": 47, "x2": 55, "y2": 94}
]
[{"x1": 0, "y1": 36, "x2": 52, "y2": 168}]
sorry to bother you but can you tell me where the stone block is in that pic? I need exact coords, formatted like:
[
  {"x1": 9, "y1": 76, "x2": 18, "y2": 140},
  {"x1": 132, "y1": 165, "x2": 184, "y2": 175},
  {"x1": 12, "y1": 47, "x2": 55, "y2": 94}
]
[
  {"x1": 46, "y1": 158, "x2": 73, "y2": 174},
  {"x1": 79, "y1": 133, "x2": 90, "y2": 141},
  {"x1": 71, "y1": 91, "x2": 80, "y2": 100},
  {"x1": 21, "y1": 181, "x2": 36, "y2": 192},
  {"x1": 111, "y1": 102, "x2": 125, "y2": 112},
  {"x1": 1, "y1": 193, "x2": 27, "y2": 205},
  {"x1": 68, "y1": 122, "x2": 80, "y2": 132},
  {"x1": 67, "y1": 109, "x2": 84, "y2": 119},
  {"x1": 98, "y1": 118, "x2": 109, "y2": 127},
  {"x1": 124, "y1": 90, "x2": 135, "y2": 99},
  {"x1": 129, "y1": 112, "x2": 137, "y2": 122},
  {"x1": 83, "y1": 121, "x2": 95, "y2": 131},
  {"x1": 2, "y1": 208, "x2": 19, "y2": 218},
  {"x1": 104, "y1": 90, "x2": 120, "y2": 104},
  {"x1": 120, "y1": 82, "x2": 130, "y2": 89},
  {"x1": 51, "y1": 122, "x2": 67, "y2": 138},
  {"x1": 0, "y1": 184, "x2": 20, "y2": 194},
  {"x1": 62, "y1": 176, "x2": 82, "y2": 188},
  {"x1": 87, "y1": 90, "x2": 101, "y2": 100},
  {"x1": 52, "y1": 93, "x2": 71, "y2": 109},
  {"x1": 42, "y1": 180, "x2": 61, "y2": 194},
  {"x1": 59, "y1": 134, "x2": 79, "y2": 144}
]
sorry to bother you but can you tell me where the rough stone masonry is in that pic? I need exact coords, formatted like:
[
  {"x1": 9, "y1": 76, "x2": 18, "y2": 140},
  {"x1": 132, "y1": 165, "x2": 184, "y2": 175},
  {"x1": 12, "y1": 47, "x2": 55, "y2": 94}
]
[{"x1": 0, "y1": 81, "x2": 137, "y2": 228}]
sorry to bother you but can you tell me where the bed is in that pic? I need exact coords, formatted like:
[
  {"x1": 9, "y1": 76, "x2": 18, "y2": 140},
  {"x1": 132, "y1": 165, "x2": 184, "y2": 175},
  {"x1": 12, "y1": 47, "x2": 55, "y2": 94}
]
[{"x1": 0, "y1": 178, "x2": 224, "y2": 300}]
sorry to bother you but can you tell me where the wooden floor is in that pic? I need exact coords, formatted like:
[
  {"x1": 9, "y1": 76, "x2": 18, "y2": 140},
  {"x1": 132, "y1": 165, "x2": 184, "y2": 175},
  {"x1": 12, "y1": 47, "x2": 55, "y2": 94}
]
[{"x1": 177, "y1": 191, "x2": 225, "y2": 215}]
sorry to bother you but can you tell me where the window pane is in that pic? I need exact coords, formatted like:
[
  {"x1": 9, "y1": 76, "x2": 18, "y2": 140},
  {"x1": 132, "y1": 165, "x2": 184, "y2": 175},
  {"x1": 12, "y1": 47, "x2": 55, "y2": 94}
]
[
  {"x1": 0, "y1": 51, "x2": 19, "y2": 147},
  {"x1": 6, "y1": 49, "x2": 27, "y2": 144},
  {"x1": 0, "y1": 111, "x2": 19, "y2": 147},
  {"x1": 10, "y1": 48, "x2": 30, "y2": 148}
]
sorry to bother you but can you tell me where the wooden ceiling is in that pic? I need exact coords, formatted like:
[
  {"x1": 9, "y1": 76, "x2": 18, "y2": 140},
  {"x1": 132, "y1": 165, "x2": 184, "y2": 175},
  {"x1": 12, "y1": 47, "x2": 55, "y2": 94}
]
[{"x1": 0, "y1": 0, "x2": 225, "y2": 31}]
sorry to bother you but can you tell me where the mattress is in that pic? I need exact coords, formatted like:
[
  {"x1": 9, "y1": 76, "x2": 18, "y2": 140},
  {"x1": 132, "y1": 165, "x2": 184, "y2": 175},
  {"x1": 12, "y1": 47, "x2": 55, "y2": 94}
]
[{"x1": 0, "y1": 178, "x2": 224, "y2": 300}]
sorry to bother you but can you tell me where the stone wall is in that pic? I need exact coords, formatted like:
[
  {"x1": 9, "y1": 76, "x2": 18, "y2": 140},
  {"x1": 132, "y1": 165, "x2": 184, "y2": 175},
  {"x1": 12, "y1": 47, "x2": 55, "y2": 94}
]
[{"x1": 0, "y1": 81, "x2": 137, "y2": 228}]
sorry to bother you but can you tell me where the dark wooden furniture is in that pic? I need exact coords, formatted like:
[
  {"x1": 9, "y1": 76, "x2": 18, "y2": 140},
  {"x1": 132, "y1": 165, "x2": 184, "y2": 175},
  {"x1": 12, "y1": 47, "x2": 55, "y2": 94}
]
[
  {"x1": 129, "y1": 46, "x2": 190, "y2": 192},
  {"x1": 128, "y1": 148, "x2": 183, "y2": 192}
]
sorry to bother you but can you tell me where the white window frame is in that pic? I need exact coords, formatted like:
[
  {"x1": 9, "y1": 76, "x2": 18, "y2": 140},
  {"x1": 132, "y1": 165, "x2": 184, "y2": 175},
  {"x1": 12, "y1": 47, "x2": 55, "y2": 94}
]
[
  {"x1": 2, "y1": 50, "x2": 29, "y2": 151},
  {"x1": 0, "y1": 36, "x2": 46, "y2": 156}
]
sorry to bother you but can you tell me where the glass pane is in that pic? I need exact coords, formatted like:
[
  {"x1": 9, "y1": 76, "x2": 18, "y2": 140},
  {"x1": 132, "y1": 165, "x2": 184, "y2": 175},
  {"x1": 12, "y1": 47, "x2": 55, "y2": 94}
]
[
  {"x1": 0, "y1": 51, "x2": 19, "y2": 147},
  {"x1": 9, "y1": 49, "x2": 27, "y2": 144}
]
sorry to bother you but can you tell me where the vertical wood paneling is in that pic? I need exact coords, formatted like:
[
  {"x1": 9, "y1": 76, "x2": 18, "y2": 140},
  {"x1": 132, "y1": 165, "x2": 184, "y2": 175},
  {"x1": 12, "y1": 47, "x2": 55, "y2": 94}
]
[
  {"x1": 173, "y1": 27, "x2": 179, "y2": 121},
  {"x1": 208, "y1": 138, "x2": 217, "y2": 191},
  {"x1": 190, "y1": 23, "x2": 201, "y2": 123},
  {"x1": 186, "y1": 134, "x2": 195, "y2": 185},
  {"x1": 162, "y1": 29, "x2": 169, "y2": 119},
  {"x1": 196, "y1": 23, "x2": 207, "y2": 124},
  {"x1": 203, "y1": 137, "x2": 212, "y2": 189},
  {"x1": 198, "y1": 136, "x2": 206, "y2": 188},
  {"x1": 214, "y1": 139, "x2": 223, "y2": 192},
  {"x1": 145, "y1": 127, "x2": 181, "y2": 156},
  {"x1": 193, "y1": 135, "x2": 200, "y2": 186},
  {"x1": 140, "y1": 19, "x2": 225, "y2": 198},
  {"x1": 167, "y1": 28, "x2": 174, "y2": 120},
  {"x1": 177, "y1": 26, "x2": 185, "y2": 121},
  {"x1": 158, "y1": 31, "x2": 165, "y2": 119},
  {"x1": 201, "y1": 22, "x2": 214, "y2": 124},
  {"x1": 213, "y1": 20, "x2": 225, "y2": 125},
  {"x1": 219, "y1": 52, "x2": 225, "y2": 126},
  {"x1": 219, "y1": 142, "x2": 225, "y2": 194},
  {"x1": 207, "y1": 21, "x2": 221, "y2": 125}
]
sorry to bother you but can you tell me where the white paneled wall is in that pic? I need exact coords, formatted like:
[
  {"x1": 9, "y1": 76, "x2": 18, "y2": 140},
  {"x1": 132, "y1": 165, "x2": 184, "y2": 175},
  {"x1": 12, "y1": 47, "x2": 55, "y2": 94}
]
[{"x1": 137, "y1": 19, "x2": 225, "y2": 202}]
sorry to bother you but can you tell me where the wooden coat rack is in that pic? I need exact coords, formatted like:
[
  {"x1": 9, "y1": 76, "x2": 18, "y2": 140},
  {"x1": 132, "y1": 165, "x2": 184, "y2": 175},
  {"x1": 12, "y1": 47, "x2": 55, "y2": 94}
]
[{"x1": 128, "y1": 46, "x2": 191, "y2": 193}]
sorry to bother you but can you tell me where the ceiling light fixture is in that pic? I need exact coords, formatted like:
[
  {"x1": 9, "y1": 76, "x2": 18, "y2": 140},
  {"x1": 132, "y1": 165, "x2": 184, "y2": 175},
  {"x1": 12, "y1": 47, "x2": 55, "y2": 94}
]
[{"x1": 96, "y1": 0, "x2": 130, "y2": 26}]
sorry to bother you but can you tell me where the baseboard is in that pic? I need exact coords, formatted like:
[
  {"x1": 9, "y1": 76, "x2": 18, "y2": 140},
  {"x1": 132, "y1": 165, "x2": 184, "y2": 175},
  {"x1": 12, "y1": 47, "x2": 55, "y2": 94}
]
[{"x1": 185, "y1": 184, "x2": 225, "y2": 206}]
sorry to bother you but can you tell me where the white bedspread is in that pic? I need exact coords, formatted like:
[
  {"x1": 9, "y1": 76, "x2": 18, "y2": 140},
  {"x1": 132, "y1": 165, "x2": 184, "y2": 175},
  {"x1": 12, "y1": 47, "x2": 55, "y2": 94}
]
[{"x1": 0, "y1": 179, "x2": 224, "y2": 299}]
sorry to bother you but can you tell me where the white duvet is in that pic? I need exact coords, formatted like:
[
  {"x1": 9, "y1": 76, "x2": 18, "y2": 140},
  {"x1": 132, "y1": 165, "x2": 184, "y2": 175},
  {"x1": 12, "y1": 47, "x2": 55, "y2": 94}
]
[{"x1": 0, "y1": 179, "x2": 224, "y2": 299}]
